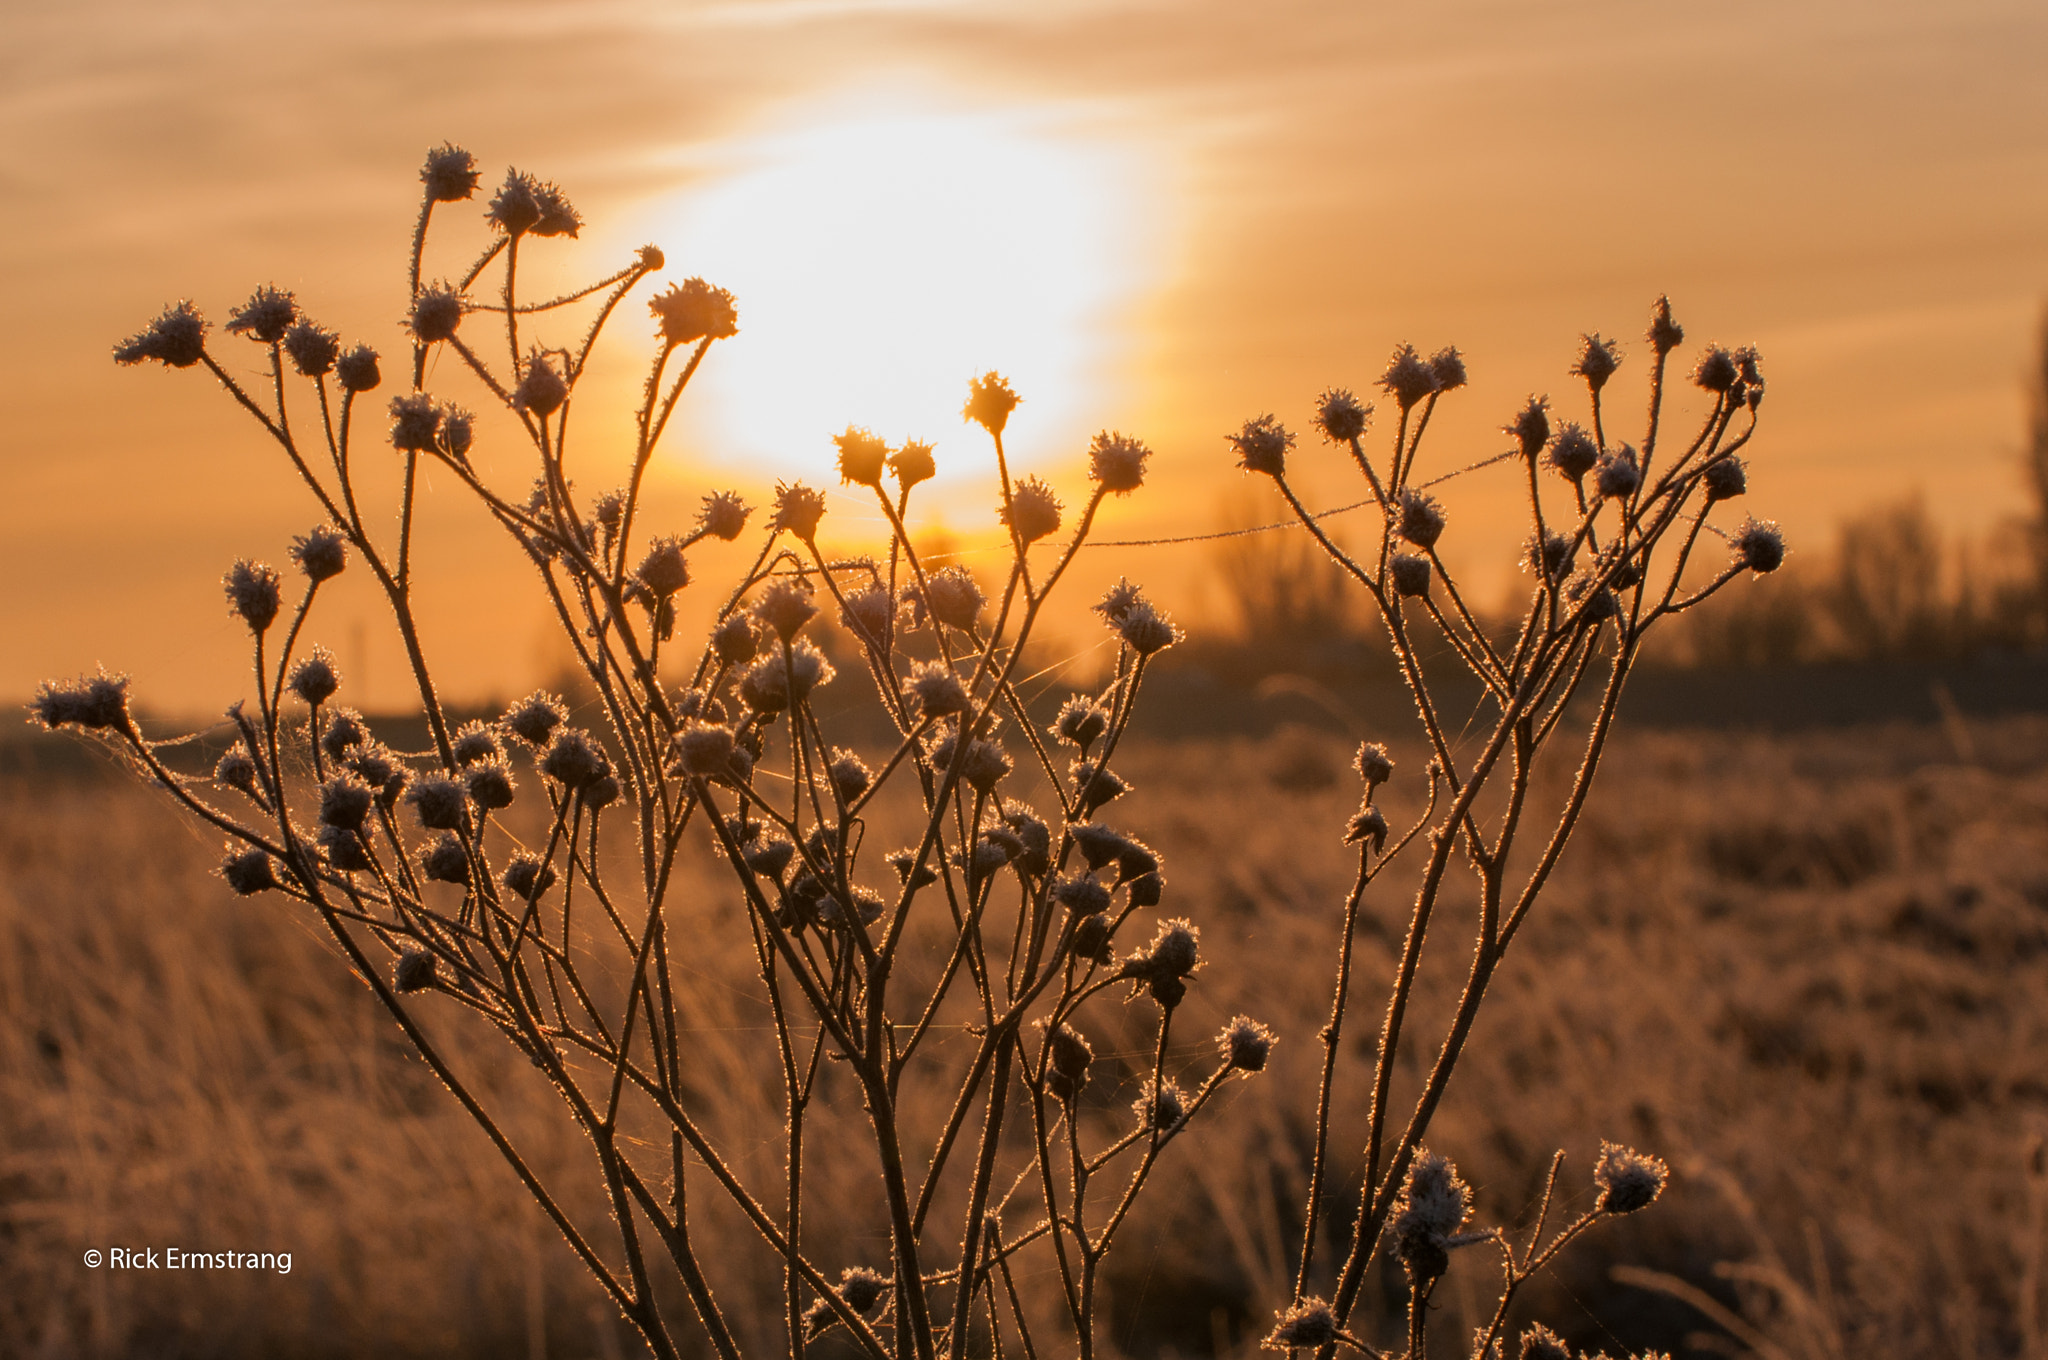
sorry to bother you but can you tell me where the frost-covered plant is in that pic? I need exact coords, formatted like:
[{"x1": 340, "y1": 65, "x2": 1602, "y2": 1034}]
[{"x1": 46, "y1": 145, "x2": 1775, "y2": 1360}]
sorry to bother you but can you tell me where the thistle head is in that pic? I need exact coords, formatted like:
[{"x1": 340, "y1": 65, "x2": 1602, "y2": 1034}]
[
  {"x1": 223, "y1": 560, "x2": 282, "y2": 634},
  {"x1": 114, "y1": 301, "x2": 207, "y2": 368},
  {"x1": 420, "y1": 144, "x2": 480, "y2": 202},
  {"x1": 1702, "y1": 455, "x2": 1747, "y2": 502},
  {"x1": 290, "y1": 525, "x2": 348, "y2": 582},
  {"x1": 1117, "y1": 601, "x2": 1183, "y2": 656},
  {"x1": 635, "y1": 537, "x2": 691, "y2": 600},
  {"x1": 1229, "y1": 413, "x2": 1294, "y2": 478},
  {"x1": 1053, "y1": 695, "x2": 1109, "y2": 751},
  {"x1": 1594, "y1": 447, "x2": 1641, "y2": 500},
  {"x1": 31, "y1": 672, "x2": 132, "y2": 732},
  {"x1": 540, "y1": 728, "x2": 609, "y2": 791},
  {"x1": 1524, "y1": 530, "x2": 1574, "y2": 581},
  {"x1": 395, "y1": 950, "x2": 438, "y2": 993},
  {"x1": 1354, "y1": 742, "x2": 1393, "y2": 791},
  {"x1": 1546, "y1": 422, "x2": 1599, "y2": 481},
  {"x1": 214, "y1": 744, "x2": 263, "y2": 800},
  {"x1": 827, "y1": 749, "x2": 872, "y2": 804},
  {"x1": 753, "y1": 577, "x2": 818, "y2": 640},
  {"x1": 1593, "y1": 1142, "x2": 1668, "y2": 1214},
  {"x1": 1219, "y1": 1015, "x2": 1276, "y2": 1072},
  {"x1": 1692, "y1": 345, "x2": 1739, "y2": 394},
  {"x1": 225, "y1": 285, "x2": 297, "y2": 345},
  {"x1": 318, "y1": 824, "x2": 372, "y2": 872},
  {"x1": 1380, "y1": 343, "x2": 1440, "y2": 409},
  {"x1": 1429, "y1": 345, "x2": 1468, "y2": 392},
  {"x1": 673, "y1": 721, "x2": 739, "y2": 780},
  {"x1": 220, "y1": 847, "x2": 278, "y2": 895},
  {"x1": 318, "y1": 774, "x2": 376, "y2": 832},
  {"x1": 421, "y1": 833, "x2": 470, "y2": 885},
  {"x1": 964, "y1": 371, "x2": 1020, "y2": 436},
  {"x1": 772, "y1": 482, "x2": 827, "y2": 542},
  {"x1": 407, "y1": 283, "x2": 464, "y2": 345},
  {"x1": 1395, "y1": 490, "x2": 1446, "y2": 550},
  {"x1": 1088, "y1": 430, "x2": 1151, "y2": 494},
  {"x1": 714, "y1": 613, "x2": 759, "y2": 666},
  {"x1": 283, "y1": 320, "x2": 339, "y2": 377},
  {"x1": 1314, "y1": 387, "x2": 1372, "y2": 443},
  {"x1": 924, "y1": 566, "x2": 985, "y2": 632},
  {"x1": 1519, "y1": 1324, "x2": 1572, "y2": 1360},
  {"x1": 1389, "y1": 551, "x2": 1432, "y2": 598},
  {"x1": 1263, "y1": 1299, "x2": 1338, "y2": 1352},
  {"x1": 407, "y1": 774, "x2": 468, "y2": 831},
  {"x1": 839, "y1": 585, "x2": 894, "y2": 648},
  {"x1": 1733, "y1": 517, "x2": 1786, "y2": 573},
  {"x1": 698, "y1": 490, "x2": 752, "y2": 541},
  {"x1": 515, "y1": 350, "x2": 569, "y2": 417},
  {"x1": 834, "y1": 426, "x2": 890, "y2": 488},
  {"x1": 503, "y1": 852, "x2": 557, "y2": 902},
  {"x1": 1002, "y1": 476, "x2": 1063, "y2": 543},
  {"x1": 650, "y1": 278, "x2": 738, "y2": 345},
  {"x1": 890, "y1": 440, "x2": 936, "y2": 490},
  {"x1": 503, "y1": 691, "x2": 568, "y2": 747},
  {"x1": 1506, "y1": 395, "x2": 1551, "y2": 460},
  {"x1": 1133, "y1": 1076, "x2": 1188, "y2": 1132},
  {"x1": 738, "y1": 642, "x2": 834, "y2": 712},
  {"x1": 287, "y1": 646, "x2": 341, "y2": 707},
  {"x1": 1045, "y1": 1021, "x2": 1094, "y2": 1100},
  {"x1": 388, "y1": 394, "x2": 441, "y2": 452},
  {"x1": 1572, "y1": 333, "x2": 1621, "y2": 392},
  {"x1": 1648, "y1": 295, "x2": 1684, "y2": 354},
  {"x1": 336, "y1": 344, "x2": 381, "y2": 393}
]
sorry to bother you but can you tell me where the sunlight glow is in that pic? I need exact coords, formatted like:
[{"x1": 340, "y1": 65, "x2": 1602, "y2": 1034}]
[{"x1": 648, "y1": 95, "x2": 1157, "y2": 488}]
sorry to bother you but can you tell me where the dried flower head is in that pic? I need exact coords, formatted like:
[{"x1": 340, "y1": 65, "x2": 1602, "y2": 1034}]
[
  {"x1": 318, "y1": 774, "x2": 375, "y2": 832},
  {"x1": 1524, "y1": 531, "x2": 1573, "y2": 581},
  {"x1": 420, "y1": 144, "x2": 480, "y2": 202},
  {"x1": 1594, "y1": 447, "x2": 1641, "y2": 500},
  {"x1": 1002, "y1": 476, "x2": 1063, "y2": 543},
  {"x1": 1393, "y1": 1149, "x2": 1473, "y2": 1281},
  {"x1": 394, "y1": 949, "x2": 438, "y2": 994},
  {"x1": 1506, "y1": 396, "x2": 1551, "y2": 460},
  {"x1": 772, "y1": 482, "x2": 827, "y2": 542},
  {"x1": 696, "y1": 490, "x2": 751, "y2": 542},
  {"x1": 1390, "y1": 551, "x2": 1432, "y2": 598},
  {"x1": 1344, "y1": 803, "x2": 1388, "y2": 853},
  {"x1": 288, "y1": 647, "x2": 341, "y2": 707},
  {"x1": 541, "y1": 729, "x2": 609, "y2": 790},
  {"x1": 1071, "y1": 759, "x2": 1131, "y2": 816},
  {"x1": 487, "y1": 170, "x2": 542, "y2": 236},
  {"x1": 389, "y1": 394, "x2": 442, "y2": 452},
  {"x1": 1733, "y1": 517, "x2": 1786, "y2": 573},
  {"x1": 1593, "y1": 1142, "x2": 1668, "y2": 1214},
  {"x1": 1354, "y1": 742, "x2": 1393, "y2": 790},
  {"x1": 408, "y1": 774, "x2": 468, "y2": 831},
  {"x1": 964, "y1": 371, "x2": 1020, "y2": 436},
  {"x1": 1315, "y1": 387, "x2": 1373, "y2": 443},
  {"x1": 1046, "y1": 1022, "x2": 1094, "y2": 1100},
  {"x1": 214, "y1": 743, "x2": 263, "y2": 800},
  {"x1": 636, "y1": 537, "x2": 691, "y2": 599},
  {"x1": 407, "y1": 283, "x2": 464, "y2": 345},
  {"x1": 1133, "y1": 1076, "x2": 1188, "y2": 1132},
  {"x1": 828, "y1": 749, "x2": 873, "y2": 804},
  {"x1": 709, "y1": 613, "x2": 757, "y2": 668},
  {"x1": 1229, "y1": 413, "x2": 1294, "y2": 478},
  {"x1": 834, "y1": 426, "x2": 890, "y2": 488},
  {"x1": 1519, "y1": 1323, "x2": 1572, "y2": 1360},
  {"x1": 452, "y1": 720, "x2": 502, "y2": 766},
  {"x1": 504, "y1": 691, "x2": 568, "y2": 746},
  {"x1": 321, "y1": 707, "x2": 368, "y2": 761},
  {"x1": 835, "y1": 584, "x2": 890, "y2": 648},
  {"x1": 1263, "y1": 1299, "x2": 1339, "y2": 1351},
  {"x1": 282, "y1": 320, "x2": 339, "y2": 377},
  {"x1": 336, "y1": 344, "x2": 381, "y2": 392},
  {"x1": 223, "y1": 560, "x2": 282, "y2": 633},
  {"x1": 465, "y1": 758, "x2": 514, "y2": 812},
  {"x1": 31, "y1": 671, "x2": 132, "y2": 732},
  {"x1": 1429, "y1": 345, "x2": 1468, "y2": 392},
  {"x1": 289, "y1": 525, "x2": 348, "y2": 582},
  {"x1": 114, "y1": 301, "x2": 208, "y2": 368},
  {"x1": 1692, "y1": 346, "x2": 1739, "y2": 394},
  {"x1": 899, "y1": 661, "x2": 966, "y2": 720},
  {"x1": 674, "y1": 721, "x2": 738, "y2": 779},
  {"x1": 838, "y1": 1266, "x2": 888, "y2": 1315},
  {"x1": 1703, "y1": 455, "x2": 1747, "y2": 502},
  {"x1": 318, "y1": 823, "x2": 371, "y2": 872},
  {"x1": 1547, "y1": 423, "x2": 1599, "y2": 481},
  {"x1": 1093, "y1": 577, "x2": 1146, "y2": 628},
  {"x1": 503, "y1": 852, "x2": 557, "y2": 902},
  {"x1": 1054, "y1": 871, "x2": 1112, "y2": 917},
  {"x1": 1573, "y1": 333, "x2": 1622, "y2": 391},
  {"x1": 650, "y1": 278, "x2": 738, "y2": 345},
  {"x1": 346, "y1": 743, "x2": 409, "y2": 806},
  {"x1": 1117, "y1": 600, "x2": 1183, "y2": 656},
  {"x1": 960, "y1": 736, "x2": 1012, "y2": 794},
  {"x1": 1088, "y1": 430, "x2": 1151, "y2": 494},
  {"x1": 1219, "y1": 1015, "x2": 1276, "y2": 1071},
  {"x1": 420, "y1": 833, "x2": 470, "y2": 885},
  {"x1": 924, "y1": 567, "x2": 984, "y2": 631},
  {"x1": 890, "y1": 440, "x2": 936, "y2": 489},
  {"x1": 226, "y1": 285, "x2": 298, "y2": 345},
  {"x1": 218, "y1": 846, "x2": 277, "y2": 895},
  {"x1": 1054, "y1": 696, "x2": 1109, "y2": 750},
  {"x1": 515, "y1": 350, "x2": 569, "y2": 417},
  {"x1": 1395, "y1": 490, "x2": 1446, "y2": 550},
  {"x1": 1381, "y1": 343, "x2": 1441, "y2": 409},
  {"x1": 1648, "y1": 295, "x2": 1684, "y2": 354},
  {"x1": 753, "y1": 578, "x2": 818, "y2": 640},
  {"x1": 738, "y1": 642, "x2": 834, "y2": 712},
  {"x1": 1146, "y1": 918, "x2": 1200, "y2": 978}
]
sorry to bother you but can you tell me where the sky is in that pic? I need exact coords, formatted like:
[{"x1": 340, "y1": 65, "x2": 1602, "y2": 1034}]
[{"x1": 5, "y1": 0, "x2": 2047, "y2": 712}]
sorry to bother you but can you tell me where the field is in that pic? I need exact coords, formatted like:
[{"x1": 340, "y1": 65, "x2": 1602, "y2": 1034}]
[{"x1": 5, "y1": 710, "x2": 2046, "y2": 1360}]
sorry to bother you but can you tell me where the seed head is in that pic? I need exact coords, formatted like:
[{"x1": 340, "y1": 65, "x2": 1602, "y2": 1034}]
[
  {"x1": 1702, "y1": 455, "x2": 1747, "y2": 502},
  {"x1": 961, "y1": 736, "x2": 1012, "y2": 793},
  {"x1": 964, "y1": 371, "x2": 1020, "y2": 436},
  {"x1": 1072, "y1": 911, "x2": 1114, "y2": 962},
  {"x1": 1648, "y1": 295, "x2": 1684, "y2": 354},
  {"x1": 1594, "y1": 447, "x2": 1641, "y2": 500},
  {"x1": 515, "y1": 351, "x2": 569, "y2": 417},
  {"x1": 1070, "y1": 821, "x2": 1132, "y2": 871},
  {"x1": 1147, "y1": 917, "x2": 1200, "y2": 978},
  {"x1": 1429, "y1": 345, "x2": 1468, "y2": 392},
  {"x1": 114, "y1": 300, "x2": 208, "y2": 368},
  {"x1": 890, "y1": 440, "x2": 936, "y2": 490},
  {"x1": 749, "y1": 838, "x2": 797, "y2": 881},
  {"x1": 1071, "y1": 759, "x2": 1132, "y2": 816},
  {"x1": 1547, "y1": 423, "x2": 1599, "y2": 481},
  {"x1": 1002, "y1": 476, "x2": 1063, "y2": 543},
  {"x1": 1733, "y1": 517, "x2": 1786, "y2": 573},
  {"x1": 395, "y1": 949, "x2": 438, "y2": 993},
  {"x1": 503, "y1": 852, "x2": 557, "y2": 901},
  {"x1": 421, "y1": 833, "x2": 470, "y2": 885},
  {"x1": 828, "y1": 749, "x2": 872, "y2": 804},
  {"x1": 407, "y1": 283, "x2": 464, "y2": 345},
  {"x1": 1573, "y1": 333, "x2": 1622, "y2": 392},
  {"x1": 1088, "y1": 431, "x2": 1151, "y2": 494},
  {"x1": 452, "y1": 720, "x2": 502, "y2": 767},
  {"x1": 283, "y1": 320, "x2": 339, "y2": 377},
  {"x1": 488, "y1": 170, "x2": 543, "y2": 236},
  {"x1": 829, "y1": 586, "x2": 886, "y2": 649},
  {"x1": 346, "y1": 743, "x2": 410, "y2": 806},
  {"x1": 1229, "y1": 413, "x2": 1295, "y2": 478},
  {"x1": 1381, "y1": 343, "x2": 1441, "y2": 409},
  {"x1": 224, "y1": 560, "x2": 282, "y2": 633},
  {"x1": 650, "y1": 278, "x2": 738, "y2": 345},
  {"x1": 636, "y1": 536, "x2": 690, "y2": 599},
  {"x1": 674, "y1": 721, "x2": 738, "y2": 779},
  {"x1": 226, "y1": 285, "x2": 297, "y2": 344},
  {"x1": 1220, "y1": 1015, "x2": 1276, "y2": 1071},
  {"x1": 1692, "y1": 346, "x2": 1739, "y2": 394},
  {"x1": 1046, "y1": 1022, "x2": 1094, "y2": 1100},
  {"x1": 221, "y1": 847, "x2": 278, "y2": 895},
  {"x1": 753, "y1": 578, "x2": 818, "y2": 640},
  {"x1": 457, "y1": 757, "x2": 507, "y2": 808},
  {"x1": 1118, "y1": 601, "x2": 1182, "y2": 656},
  {"x1": 1134, "y1": 1076, "x2": 1188, "y2": 1132},
  {"x1": 319, "y1": 774, "x2": 376, "y2": 831},
  {"x1": 1566, "y1": 573, "x2": 1620, "y2": 623},
  {"x1": 1593, "y1": 1142, "x2": 1668, "y2": 1214},
  {"x1": 738, "y1": 642, "x2": 834, "y2": 712},
  {"x1": 1524, "y1": 531, "x2": 1573, "y2": 581},
  {"x1": 1395, "y1": 490, "x2": 1446, "y2": 550},
  {"x1": 772, "y1": 482, "x2": 827, "y2": 542},
  {"x1": 336, "y1": 344, "x2": 381, "y2": 392},
  {"x1": 698, "y1": 490, "x2": 752, "y2": 542},
  {"x1": 834, "y1": 426, "x2": 890, "y2": 488},
  {"x1": 1344, "y1": 803, "x2": 1388, "y2": 853},
  {"x1": 1519, "y1": 1323, "x2": 1572, "y2": 1360},
  {"x1": 321, "y1": 707, "x2": 368, "y2": 761},
  {"x1": 32, "y1": 671, "x2": 131, "y2": 731},
  {"x1": 924, "y1": 566, "x2": 985, "y2": 632},
  {"x1": 1263, "y1": 1299, "x2": 1339, "y2": 1351},
  {"x1": 698, "y1": 616, "x2": 752, "y2": 672},
  {"x1": 1054, "y1": 872, "x2": 1112, "y2": 916},
  {"x1": 288, "y1": 646, "x2": 341, "y2": 706},
  {"x1": 1390, "y1": 552, "x2": 1432, "y2": 598},
  {"x1": 1093, "y1": 577, "x2": 1146, "y2": 627},
  {"x1": 420, "y1": 144, "x2": 480, "y2": 202},
  {"x1": 541, "y1": 729, "x2": 609, "y2": 790},
  {"x1": 289, "y1": 524, "x2": 348, "y2": 582},
  {"x1": 1054, "y1": 696, "x2": 1109, "y2": 750},
  {"x1": 839, "y1": 1267, "x2": 888, "y2": 1315},
  {"x1": 1392, "y1": 1149, "x2": 1472, "y2": 1281},
  {"x1": 389, "y1": 394, "x2": 442, "y2": 452},
  {"x1": 407, "y1": 774, "x2": 468, "y2": 830},
  {"x1": 214, "y1": 744, "x2": 262, "y2": 800},
  {"x1": 503, "y1": 691, "x2": 568, "y2": 746},
  {"x1": 1507, "y1": 396, "x2": 1551, "y2": 460},
  {"x1": 1315, "y1": 388, "x2": 1373, "y2": 443},
  {"x1": 317, "y1": 823, "x2": 370, "y2": 871}
]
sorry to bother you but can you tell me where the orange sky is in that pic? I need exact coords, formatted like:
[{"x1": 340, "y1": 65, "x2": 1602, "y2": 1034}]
[{"x1": 7, "y1": 0, "x2": 2048, "y2": 713}]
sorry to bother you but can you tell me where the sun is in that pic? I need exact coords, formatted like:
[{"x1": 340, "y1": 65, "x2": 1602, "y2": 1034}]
[{"x1": 644, "y1": 93, "x2": 1158, "y2": 489}]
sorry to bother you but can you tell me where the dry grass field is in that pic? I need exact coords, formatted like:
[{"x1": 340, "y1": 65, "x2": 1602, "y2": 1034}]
[{"x1": 5, "y1": 712, "x2": 2047, "y2": 1360}]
